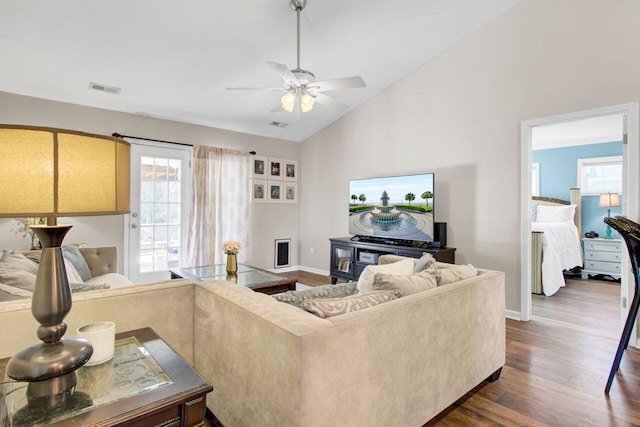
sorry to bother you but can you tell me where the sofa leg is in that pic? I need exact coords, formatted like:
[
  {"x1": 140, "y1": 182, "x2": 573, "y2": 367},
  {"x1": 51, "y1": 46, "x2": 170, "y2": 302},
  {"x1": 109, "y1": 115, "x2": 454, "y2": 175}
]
[{"x1": 487, "y1": 367, "x2": 502, "y2": 383}]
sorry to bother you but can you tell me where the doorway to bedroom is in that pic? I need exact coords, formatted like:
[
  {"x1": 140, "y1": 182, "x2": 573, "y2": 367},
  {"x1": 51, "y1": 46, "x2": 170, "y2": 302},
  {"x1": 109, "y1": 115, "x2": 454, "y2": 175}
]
[{"x1": 520, "y1": 103, "x2": 639, "y2": 349}]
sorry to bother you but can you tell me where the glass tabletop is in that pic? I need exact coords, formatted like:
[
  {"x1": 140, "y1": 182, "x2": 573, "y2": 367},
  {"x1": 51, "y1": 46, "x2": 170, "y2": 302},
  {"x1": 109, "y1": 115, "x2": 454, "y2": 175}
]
[
  {"x1": 171, "y1": 264, "x2": 289, "y2": 287},
  {"x1": 1, "y1": 336, "x2": 172, "y2": 426}
]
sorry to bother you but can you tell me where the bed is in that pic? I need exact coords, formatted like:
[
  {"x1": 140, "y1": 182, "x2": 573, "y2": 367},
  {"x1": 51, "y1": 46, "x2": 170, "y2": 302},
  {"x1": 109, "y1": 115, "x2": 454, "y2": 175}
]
[{"x1": 531, "y1": 188, "x2": 583, "y2": 296}]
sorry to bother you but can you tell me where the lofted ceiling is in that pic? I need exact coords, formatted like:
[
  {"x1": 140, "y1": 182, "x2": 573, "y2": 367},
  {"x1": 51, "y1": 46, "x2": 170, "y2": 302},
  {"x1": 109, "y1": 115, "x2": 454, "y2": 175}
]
[{"x1": 0, "y1": 0, "x2": 521, "y2": 142}]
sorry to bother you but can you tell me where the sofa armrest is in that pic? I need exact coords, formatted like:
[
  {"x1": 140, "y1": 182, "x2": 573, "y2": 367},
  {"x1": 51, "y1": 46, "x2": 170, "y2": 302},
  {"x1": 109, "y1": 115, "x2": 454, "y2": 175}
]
[{"x1": 79, "y1": 246, "x2": 119, "y2": 277}]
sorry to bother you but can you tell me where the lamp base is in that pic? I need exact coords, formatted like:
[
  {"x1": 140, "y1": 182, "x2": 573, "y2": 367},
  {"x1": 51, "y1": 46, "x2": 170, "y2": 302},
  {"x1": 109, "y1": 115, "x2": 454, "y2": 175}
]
[
  {"x1": 7, "y1": 338, "x2": 93, "y2": 398},
  {"x1": 6, "y1": 224, "x2": 93, "y2": 397}
]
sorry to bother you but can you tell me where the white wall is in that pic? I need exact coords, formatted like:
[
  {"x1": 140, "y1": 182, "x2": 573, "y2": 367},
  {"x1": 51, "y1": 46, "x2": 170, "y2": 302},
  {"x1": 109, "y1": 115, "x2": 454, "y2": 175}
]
[
  {"x1": 0, "y1": 91, "x2": 301, "y2": 271},
  {"x1": 299, "y1": 0, "x2": 640, "y2": 313}
]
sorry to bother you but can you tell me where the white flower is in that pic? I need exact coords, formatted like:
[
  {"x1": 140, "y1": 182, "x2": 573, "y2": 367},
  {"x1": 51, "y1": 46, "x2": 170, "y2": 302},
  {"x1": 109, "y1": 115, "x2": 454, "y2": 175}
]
[{"x1": 223, "y1": 240, "x2": 242, "y2": 254}]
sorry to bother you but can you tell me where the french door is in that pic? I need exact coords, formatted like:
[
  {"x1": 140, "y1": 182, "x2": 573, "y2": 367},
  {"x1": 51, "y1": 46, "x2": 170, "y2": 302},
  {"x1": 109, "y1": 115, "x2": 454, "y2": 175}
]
[{"x1": 125, "y1": 142, "x2": 192, "y2": 284}]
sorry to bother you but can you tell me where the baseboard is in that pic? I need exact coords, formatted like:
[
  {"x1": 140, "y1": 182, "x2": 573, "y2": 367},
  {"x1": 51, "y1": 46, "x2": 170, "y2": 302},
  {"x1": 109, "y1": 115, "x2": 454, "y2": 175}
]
[
  {"x1": 505, "y1": 309, "x2": 521, "y2": 320},
  {"x1": 268, "y1": 265, "x2": 330, "y2": 276}
]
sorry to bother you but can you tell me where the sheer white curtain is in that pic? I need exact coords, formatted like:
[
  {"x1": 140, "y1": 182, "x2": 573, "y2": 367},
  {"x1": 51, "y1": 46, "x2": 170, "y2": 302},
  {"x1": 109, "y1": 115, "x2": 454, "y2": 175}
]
[{"x1": 186, "y1": 145, "x2": 249, "y2": 266}]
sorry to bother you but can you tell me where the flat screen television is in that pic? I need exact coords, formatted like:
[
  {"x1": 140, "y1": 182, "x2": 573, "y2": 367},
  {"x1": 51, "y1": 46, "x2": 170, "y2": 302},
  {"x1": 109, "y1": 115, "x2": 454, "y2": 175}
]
[{"x1": 349, "y1": 173, "x2": 435, "y2": 243}]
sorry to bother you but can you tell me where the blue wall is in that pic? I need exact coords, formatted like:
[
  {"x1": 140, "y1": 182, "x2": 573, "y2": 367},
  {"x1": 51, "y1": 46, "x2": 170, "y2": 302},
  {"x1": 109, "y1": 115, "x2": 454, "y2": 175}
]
[{"x1": 532, "y1": 141, "x2": 623, "y2": 237}]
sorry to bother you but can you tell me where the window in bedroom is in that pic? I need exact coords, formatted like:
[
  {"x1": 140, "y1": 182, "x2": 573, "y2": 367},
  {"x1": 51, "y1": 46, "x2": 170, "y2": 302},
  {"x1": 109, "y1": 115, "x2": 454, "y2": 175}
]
[
  {"x1": 531, "y1": 162, "x2": 540, "y2": 196},
  {"x1": 577, "y1": 155, "x2": 623, "y2": 195}
]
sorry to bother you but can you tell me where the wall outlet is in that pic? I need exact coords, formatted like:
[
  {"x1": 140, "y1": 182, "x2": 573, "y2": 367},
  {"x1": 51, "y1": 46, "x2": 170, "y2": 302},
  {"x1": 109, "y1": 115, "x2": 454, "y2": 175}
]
[{"x1": 310, "y1": 247, "x2": 314, "y2": 255}]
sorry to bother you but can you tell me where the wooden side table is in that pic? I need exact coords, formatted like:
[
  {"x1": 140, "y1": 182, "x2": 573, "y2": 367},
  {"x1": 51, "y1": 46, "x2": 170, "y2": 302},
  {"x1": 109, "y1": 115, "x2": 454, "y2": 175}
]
[{"x1": 1, "y1": 328, "x2": 212, "y2": 426}]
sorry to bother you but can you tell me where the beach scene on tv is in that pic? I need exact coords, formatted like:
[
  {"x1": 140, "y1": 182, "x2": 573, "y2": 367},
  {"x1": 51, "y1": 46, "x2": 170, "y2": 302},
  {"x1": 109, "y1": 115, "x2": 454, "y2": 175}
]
[{"x1": 349, "y1": 174, "x2": 435, "y2": 242}]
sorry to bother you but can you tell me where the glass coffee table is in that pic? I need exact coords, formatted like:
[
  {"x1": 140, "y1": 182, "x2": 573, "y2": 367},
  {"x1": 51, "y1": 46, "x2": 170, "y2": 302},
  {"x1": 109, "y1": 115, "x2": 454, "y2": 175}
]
[{"x1": 170, "y1": 263, "x2": 296, "y2": 295}]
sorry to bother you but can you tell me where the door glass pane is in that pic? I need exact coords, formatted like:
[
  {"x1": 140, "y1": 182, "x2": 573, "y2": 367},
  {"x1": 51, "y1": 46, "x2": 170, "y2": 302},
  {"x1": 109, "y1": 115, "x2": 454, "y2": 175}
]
[{"x1": 138, "y1": 155, "x2": 183, "y2": 274}]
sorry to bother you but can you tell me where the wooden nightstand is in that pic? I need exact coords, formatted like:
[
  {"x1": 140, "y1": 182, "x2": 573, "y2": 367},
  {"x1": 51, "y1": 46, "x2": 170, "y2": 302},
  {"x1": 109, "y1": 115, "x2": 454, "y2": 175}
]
[{"x1": 582, "y1": 238, "x2": 623, "y2": 279}]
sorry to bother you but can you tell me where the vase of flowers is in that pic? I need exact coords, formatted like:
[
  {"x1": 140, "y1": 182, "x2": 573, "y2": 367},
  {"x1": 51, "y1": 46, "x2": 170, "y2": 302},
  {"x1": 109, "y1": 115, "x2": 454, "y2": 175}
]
[{"x1": 223, "y1": 240, "x2": 242, "y2": 275}]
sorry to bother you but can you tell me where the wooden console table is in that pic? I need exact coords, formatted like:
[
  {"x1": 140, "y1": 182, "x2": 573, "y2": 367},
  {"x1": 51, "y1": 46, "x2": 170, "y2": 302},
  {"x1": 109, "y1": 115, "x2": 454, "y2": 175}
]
[
  {"x1": 1, "y1": 328, "x2": 212, "y2": 426},
  {"x1": 330, "y1": 237, "x2": 456, "y2": 283}
]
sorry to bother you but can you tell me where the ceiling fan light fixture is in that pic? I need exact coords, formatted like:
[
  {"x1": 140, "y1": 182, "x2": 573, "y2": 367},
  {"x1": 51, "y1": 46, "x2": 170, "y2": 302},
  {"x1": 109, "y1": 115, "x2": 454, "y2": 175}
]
[
  {"x1": 300, "y1": 91, "x2": 315, "y2": 112},
  {"x1": 281, "y1": 92, "x2": 296, "y2": 112}
]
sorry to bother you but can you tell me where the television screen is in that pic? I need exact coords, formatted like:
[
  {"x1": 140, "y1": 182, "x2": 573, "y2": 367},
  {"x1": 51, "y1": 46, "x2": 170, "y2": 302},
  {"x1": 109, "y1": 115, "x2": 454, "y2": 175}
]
[{"x1": 349, "y1": 173, "x2": 435, "y2": 242}]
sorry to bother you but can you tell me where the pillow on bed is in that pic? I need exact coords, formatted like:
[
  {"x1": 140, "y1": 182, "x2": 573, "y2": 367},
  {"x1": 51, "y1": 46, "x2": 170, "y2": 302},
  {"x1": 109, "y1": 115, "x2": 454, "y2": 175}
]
[{"x1": 536, "y1": 204, "x2": 576, "y2": 223}]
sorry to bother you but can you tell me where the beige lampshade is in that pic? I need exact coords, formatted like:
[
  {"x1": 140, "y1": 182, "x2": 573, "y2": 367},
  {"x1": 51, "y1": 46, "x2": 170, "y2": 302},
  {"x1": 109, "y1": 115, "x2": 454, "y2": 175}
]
[
  {"x1": 0, "y1": 125, "x2": 130, "y2": 217},
  {"x1": 599, "y1": 192, "x2": 620, "y2": 208}
]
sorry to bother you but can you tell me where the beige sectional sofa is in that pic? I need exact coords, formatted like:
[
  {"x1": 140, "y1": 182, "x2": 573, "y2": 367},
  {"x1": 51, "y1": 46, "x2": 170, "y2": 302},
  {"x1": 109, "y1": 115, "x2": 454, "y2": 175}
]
[{"x1": 0, "y1": 259, "x2": 505, "y2": 426}]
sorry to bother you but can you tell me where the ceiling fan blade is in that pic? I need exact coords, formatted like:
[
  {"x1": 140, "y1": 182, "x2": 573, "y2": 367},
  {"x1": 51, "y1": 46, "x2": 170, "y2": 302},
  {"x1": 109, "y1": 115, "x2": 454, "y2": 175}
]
[
  {"x1": 267, "y1": 61, "x2": 300, "y2": 87},
  {"x1": 226, "y1": 86, "x2": 287, "y2": 91},
  {"x1": 308, "y1": 76, "x2": 365, "y2": 92},
  {"x1": 313, "y1": 93, "x2": 349, "y2": 110}
]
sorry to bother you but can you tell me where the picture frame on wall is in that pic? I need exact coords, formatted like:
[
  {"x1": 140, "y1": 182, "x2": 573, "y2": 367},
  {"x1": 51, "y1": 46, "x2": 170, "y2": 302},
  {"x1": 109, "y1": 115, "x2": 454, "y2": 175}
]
[
  {"x1": 251, "y1": 179, "x2": 267, "y2": 203},
  {"x1": 268, "y1": 158, "x2": 283, "y2": 179},
  {"x1": 274, "y1": 238, "x2": 291, "y2": 268},
  {"x1": 251, "y1": 156, "x2": 267, "y2": 178},
  {"x1": 267, "y1": 181, "x2": 282, "y2": 203},
  {"x1": 283, "y1": 160, "x2": 297, "y2": 181},
  {"x1": 283, "y1": 182, "x2": 297, "y2": 204}
]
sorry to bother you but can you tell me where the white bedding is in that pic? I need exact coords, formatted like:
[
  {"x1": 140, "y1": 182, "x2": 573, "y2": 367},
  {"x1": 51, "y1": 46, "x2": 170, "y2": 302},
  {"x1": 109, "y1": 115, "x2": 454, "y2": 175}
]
[{"x1": 531, "y1": 221, "x2": 583, "y2": 296}]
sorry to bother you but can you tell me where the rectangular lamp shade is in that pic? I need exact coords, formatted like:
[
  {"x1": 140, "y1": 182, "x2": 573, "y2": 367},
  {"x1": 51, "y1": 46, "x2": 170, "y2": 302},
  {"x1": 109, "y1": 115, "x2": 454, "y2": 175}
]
[
  {"x1": 599, "y1": 192, "x2": 620, "y2": 209},
  {"x1": 0, "y1": 125, "x2": 130, "y2": 217}
]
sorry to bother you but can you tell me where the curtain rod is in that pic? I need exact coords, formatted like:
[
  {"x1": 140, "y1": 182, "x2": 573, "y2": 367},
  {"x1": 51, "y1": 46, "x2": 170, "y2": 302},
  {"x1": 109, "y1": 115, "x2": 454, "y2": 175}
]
[
  {"x1": 112, "y1": 133, "x2": 257, "y2": 155},
  {"x1": 112, "y1": 133, "x2": 193, "y2": 147}
]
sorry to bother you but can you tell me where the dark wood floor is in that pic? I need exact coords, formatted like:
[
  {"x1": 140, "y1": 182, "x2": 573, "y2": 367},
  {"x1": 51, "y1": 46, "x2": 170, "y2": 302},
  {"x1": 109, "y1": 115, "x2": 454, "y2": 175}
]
[{"x1": 207, "y1": 273, "x2": 640, "y2": 426}]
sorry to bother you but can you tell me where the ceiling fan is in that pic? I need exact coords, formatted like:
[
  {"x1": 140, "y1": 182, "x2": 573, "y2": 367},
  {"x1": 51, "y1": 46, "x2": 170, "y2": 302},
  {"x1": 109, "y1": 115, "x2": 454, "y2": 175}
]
[{"x1": 226, "y1": 0, "x2": 365, "y2": 116}]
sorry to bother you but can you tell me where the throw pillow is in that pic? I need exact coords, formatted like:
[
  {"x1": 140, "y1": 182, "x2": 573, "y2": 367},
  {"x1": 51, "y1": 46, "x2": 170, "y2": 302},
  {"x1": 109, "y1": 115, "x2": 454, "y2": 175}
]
[
  {"x1": 372, "y1": 269, "x2": 437, "y2": 296},
  {"x1": 70, "y1": 282, "x2": 111, "y2": 293},
  {"x1": 413, "y1": 253, "x2": 437, "y2": 273},
  {"x1": 0, "y1": 251, "x2": 39, "y2": 275},
  {"x1": 357, "y1": 258, "x2": 414, "y2": 294},
  {"x1": 64, "y1": 260, "x2": 84, "y2": 284},
  {"x1": 272, "y1": 282, "x2": 357, "y2": 308},
  {"x1": 0, "y1": 269, "x2": 36, "y2": 292},
  {"x1": 63, "y1": 246, "x2": 92, "y2": 281},
  {"x1": 302, "y1": 290, "x2": 400, "y2": 318},
  {"x1": 434, "y1": 264, "x2": 478, "y2": 286},
  {"x1": 0, "y1": 283, "x2": 33, "y2": 301}
]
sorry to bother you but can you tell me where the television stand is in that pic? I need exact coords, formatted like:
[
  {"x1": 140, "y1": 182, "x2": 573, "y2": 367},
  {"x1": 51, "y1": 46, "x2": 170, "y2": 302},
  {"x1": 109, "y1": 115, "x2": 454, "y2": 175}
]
[{"x1": 330, "y1": 237, "x2": 456, "y2": 284}]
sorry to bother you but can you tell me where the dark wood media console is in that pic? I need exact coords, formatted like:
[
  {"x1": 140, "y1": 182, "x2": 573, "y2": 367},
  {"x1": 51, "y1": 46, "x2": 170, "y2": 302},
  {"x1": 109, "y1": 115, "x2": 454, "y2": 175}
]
[{"x1": 329, "y1": 237, "x2": 456, "y2": 284}]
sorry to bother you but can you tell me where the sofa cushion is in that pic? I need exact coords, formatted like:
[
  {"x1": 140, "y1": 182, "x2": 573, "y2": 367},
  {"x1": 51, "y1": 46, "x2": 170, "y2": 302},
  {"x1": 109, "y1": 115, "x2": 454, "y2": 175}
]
[
  {"x1": 272, "y1": 282, "x2": 357, "y2": 308},
  {"x1": 357, "y1": 258, "x2": 414, "y2": 294},
  {"x1": 63, "y1": 246, "x2": 93, "y2": 281},
  {"x1": 0, "y1": 251, "x2": 39, "y2": 274},
  {"x1": 302, "y1": 290, "x2": 400, "y2": 318},
  {"x1": 0, "y1": 282, "x2": 33, "y2": 300},
  {"x1": 434, "y1": 264, "x2": 478, "y2": 285},
  {"x1": 372, "y1": 269, "x2": 438, "y2": 296},
  {"x1": 0, "y1": 268, "x2": 36, "y2": 291},
  {"x1": 85, "y1": 273, "x2": 134, "y2": 289}
]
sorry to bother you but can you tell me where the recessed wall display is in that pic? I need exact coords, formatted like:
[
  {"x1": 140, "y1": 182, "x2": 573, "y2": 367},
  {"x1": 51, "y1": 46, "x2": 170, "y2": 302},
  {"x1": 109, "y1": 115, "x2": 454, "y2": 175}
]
[
  {"x1": 251, "y1": 155, "x2": 267, "y2": 178},
  {"x1": 267, "y1": 181, "x2": 282, "y2": 203},
  {"x1": 251, "y1": 179, "x2": 267, "y2": 203},
  {"x1": 283, "y1": 182, "x2": 297, "y2": 204},
  {"x1": 275, "y1": 238, "x2": 291, "y2": 268},
  {"x1": 268, "y1": 158, "x2": 283, "y2": 179},
  {"x1": 284, "y1": 160, "x2": 297, "y2": 181}
]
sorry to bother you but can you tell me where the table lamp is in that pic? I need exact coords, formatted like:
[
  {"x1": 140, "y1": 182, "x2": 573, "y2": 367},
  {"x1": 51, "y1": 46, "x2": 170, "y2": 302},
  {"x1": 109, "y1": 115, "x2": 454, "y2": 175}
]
[
  {"x1": 599, "y1": 192, "x2": 620, "y2": 239},
  {"x1": 0, "y1": 125, "x2": 130, "y2": 399}
]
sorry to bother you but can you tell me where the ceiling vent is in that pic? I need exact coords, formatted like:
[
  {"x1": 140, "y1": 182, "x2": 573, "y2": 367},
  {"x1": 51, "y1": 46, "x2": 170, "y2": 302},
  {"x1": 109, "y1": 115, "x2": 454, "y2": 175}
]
[
  {"x1": 89, "y1": 82, "x2": 121, "y2": 95},
  {"x1": 269, "y1": 121, "x2": 288, "y2": 128}
]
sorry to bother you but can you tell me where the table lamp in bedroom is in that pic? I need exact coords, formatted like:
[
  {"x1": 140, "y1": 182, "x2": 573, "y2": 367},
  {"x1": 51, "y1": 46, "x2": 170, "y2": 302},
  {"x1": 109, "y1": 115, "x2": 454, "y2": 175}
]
[{"x1": 599, "y1": 192, "x2": 620, "y2": 239}]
